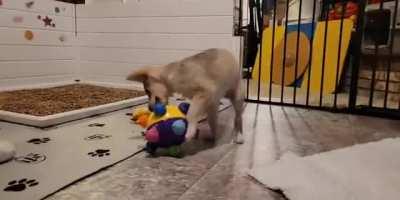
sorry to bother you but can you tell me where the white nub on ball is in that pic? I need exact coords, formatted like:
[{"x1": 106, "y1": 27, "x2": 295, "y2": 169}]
[{"x1": 0, "y1": 140, "x2": 16, "y2": 163}]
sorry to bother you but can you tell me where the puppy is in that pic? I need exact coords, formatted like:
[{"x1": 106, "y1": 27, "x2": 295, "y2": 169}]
[{"x1": 127, "y1": 48, "x2": 244, "y2": 144}]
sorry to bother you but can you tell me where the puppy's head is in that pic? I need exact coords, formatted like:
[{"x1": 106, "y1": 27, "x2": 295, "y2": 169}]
[{"x1": 127, "y1": 66, "x2": 169, "y2": 111}]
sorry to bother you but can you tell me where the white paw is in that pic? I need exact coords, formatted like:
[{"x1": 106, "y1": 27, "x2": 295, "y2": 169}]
[
  {"x1": 185, "y1": 134, "x2": 196, "y2": 142},
  {"x1": 186, "y1": 129, "x2": 200, "y2": 141},
  {"x1": 0, "y1": 140, "x2": 16, "y2": 163},
  {"x1": 233, "y1": 134, "x2": 244, "y2": 144}
]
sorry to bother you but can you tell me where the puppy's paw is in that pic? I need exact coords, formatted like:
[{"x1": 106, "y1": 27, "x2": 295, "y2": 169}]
[
  {"x1": 186, "y1": 129, "x2": 200, "y2": 142},
  {"x1": 185, "y1": 133, "x2": 196, "y2": 142},
  {"x1": 233, "y1": 134, "x2": 244, "y2": 144}
]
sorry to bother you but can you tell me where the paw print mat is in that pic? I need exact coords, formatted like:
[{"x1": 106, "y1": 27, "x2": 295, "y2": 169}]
[{"x1": 0, "y1": 98, "x2": 231, "y2": 200}]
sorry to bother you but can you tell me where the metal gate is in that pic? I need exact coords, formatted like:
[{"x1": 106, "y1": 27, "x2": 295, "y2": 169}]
[{"x1": 237, "y1": 0, "x2": 400, "y2": 119}]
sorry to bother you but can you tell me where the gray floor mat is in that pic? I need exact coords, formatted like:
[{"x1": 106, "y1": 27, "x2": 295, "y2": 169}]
[{"x1": 0, "y1": 99, "x2": 231, "y2": 200}]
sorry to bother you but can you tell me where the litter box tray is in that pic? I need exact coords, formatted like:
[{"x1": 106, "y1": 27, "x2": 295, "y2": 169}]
[{"x1": 0, "y1": 96, "x2": 147, "y2": 128}]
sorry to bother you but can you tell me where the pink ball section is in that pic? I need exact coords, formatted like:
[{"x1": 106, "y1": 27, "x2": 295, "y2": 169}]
[{"x1": 145, "y1": 127, "x2": 159, "y2": 143}]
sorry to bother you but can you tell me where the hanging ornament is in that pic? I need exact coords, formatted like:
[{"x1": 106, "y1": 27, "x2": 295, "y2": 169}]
[
  {"x1": 24, "y1": 30, "x2": 34, "y2": 41},
  {"x1": 42, "y1": 16, "x2": 53, "y2": 27},
  {"x1": 59, "y1": 34, "x2": 66, "y2": 42},
  {"x1": 13, "y1": 16, "x2": 24, "y2": 23},
  {"x1": 25, "y1": 1, "x2": 34, "y2": 9}
]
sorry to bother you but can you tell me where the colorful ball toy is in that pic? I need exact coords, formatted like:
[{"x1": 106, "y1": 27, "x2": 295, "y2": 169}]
[{"x1": 132, "y1": 102, "x2": 190, "y2": 157}]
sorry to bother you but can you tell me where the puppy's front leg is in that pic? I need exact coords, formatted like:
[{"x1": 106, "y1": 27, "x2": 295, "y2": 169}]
[{"x1": 185, "y1": 95, "x2": 208, "y2": 142}]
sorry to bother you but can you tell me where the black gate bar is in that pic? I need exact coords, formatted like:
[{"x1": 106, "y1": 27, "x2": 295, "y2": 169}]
[
  {"x1": 319, "y1": 1, "x2": 330, "y2": 107},
  {"x1": 293, "y1": 0, "x2": 303, "y2": 104},
  {"x1": 280, "y1": 0, "x2": 290, "y2": 103},
  {"x1": 349, "y1": 0, "x2": 367, "y2": 110},
  {"x1": 334, "y1": 0, "x2": 347, "y2": 108},
  {"x1": 384, "y1": 0, "x2": 399, "y2": 109},
  {"x1": 268, "y1": 0, "x2": 278, "y2": 102},
  {"x1": 306, "y1": 0, "x2": 318, "y2": 106}
]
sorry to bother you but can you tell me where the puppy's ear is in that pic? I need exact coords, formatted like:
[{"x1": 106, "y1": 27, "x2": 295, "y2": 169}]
[{"x1": 126, "y1": 67, "x2": 150, "y2": 82}]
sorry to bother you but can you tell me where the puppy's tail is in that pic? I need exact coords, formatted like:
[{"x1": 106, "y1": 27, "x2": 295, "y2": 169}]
[
  {"x1": 126, "y1": 67, "x2": 150, "y2": 82},
  {"x1": 126, "y1": 66, "x2": 162, "y2": 82},
  {"x1": 126, "y1": 72, "x2": 137, "y2": 81}
]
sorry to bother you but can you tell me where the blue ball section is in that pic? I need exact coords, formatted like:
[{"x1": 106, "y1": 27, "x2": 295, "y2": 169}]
[
  {"x1": 172, "y1": 120, "x2": 186, "y2": 136},
  {"x1": 154, "y1": 103, "x2": 166, "y2": 116},
  {"x1": 178, "y1": 102, "x2": 190, "y2": 114},
  {"x1": 155, "y1": 118, "x2": 187, "y2": 147}
]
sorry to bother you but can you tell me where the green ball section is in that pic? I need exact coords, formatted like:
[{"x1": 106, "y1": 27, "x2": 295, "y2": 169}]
[{"x1": 167, "y1": 146, "x2": 182, "y2": 157}]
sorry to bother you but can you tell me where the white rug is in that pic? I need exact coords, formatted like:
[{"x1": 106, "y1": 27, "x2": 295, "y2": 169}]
[
  {"x1": 249, "y1": 138, "x2": 400, "y2": 200},
  {"x1": 0, "y1": 99, "x2": 231, "y2": 200}
]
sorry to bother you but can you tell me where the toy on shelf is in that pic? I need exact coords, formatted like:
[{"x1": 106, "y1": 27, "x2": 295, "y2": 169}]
[
  {"x1": 328, "y1": 1, "x2": 359, "y2": 23},
  {"x1": 132, "y1": 102, "x2": 190, "y2": 157}
]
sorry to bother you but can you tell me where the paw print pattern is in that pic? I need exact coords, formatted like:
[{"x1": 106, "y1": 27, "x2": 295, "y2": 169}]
[
  {"x1": 3, "y1": 179, "x2": 39, "y2": 192},
  {"x1": 88, "y1": 149, "x2": 110, "y2": 157},
  {"x1": 14, "y1": 153, "x2": 46, "y2": 164},
  {"x1": 27, "y1": 138, "x2": 50, "y2": 145},
  {"x1": 84, "y1": 134, "x2": 111, "y2": 141},
  {"x1": 88, "y1": 123, "x2": 105, "y2": 127}
]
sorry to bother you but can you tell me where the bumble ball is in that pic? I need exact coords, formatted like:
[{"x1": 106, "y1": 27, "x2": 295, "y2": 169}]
[
  {"x1": 145, "y1": 127, "x2": 160, "y2": 143},
  {"x1": 167, "y1": 146, "x2": 181, "y2": 157},
  {"x1": 172, "y1": 120, "x2": 186, "y2": 135},
  {"x1": 154, "y1": 103, "x2": 166, "y2": 116},
  {"x1": 178, "y1": 102, "x2": 190, "y2": 114},
  {"x1": 136, "y1": 114, "x2": 149, "y2": 128}
]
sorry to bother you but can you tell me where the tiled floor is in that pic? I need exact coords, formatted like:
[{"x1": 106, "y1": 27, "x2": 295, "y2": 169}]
[
  {"x1": 0, "y1": 102, "x2": 391, "y2": 200},
  {"x1": 43, "y1": 103, "x2": 400, "y2": 200}
]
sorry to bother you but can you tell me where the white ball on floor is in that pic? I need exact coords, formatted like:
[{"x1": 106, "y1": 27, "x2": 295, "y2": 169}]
[{"x1": 0, "y1": 140, "x2": 16, "y2": 163}]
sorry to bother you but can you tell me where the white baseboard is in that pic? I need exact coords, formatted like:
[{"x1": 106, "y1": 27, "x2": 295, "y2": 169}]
[
  {"x1": 80, "y1": 80, "x2": 143, "y2": 90},
  {"x1": 0, "y1": 76, "x2": 76, "y2": 92},
  {"x1": 0, "y1": 78, "x2": 143, "y2": 92}
]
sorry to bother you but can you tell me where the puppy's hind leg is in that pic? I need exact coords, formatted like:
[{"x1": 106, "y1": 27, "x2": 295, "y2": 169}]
[
  {"x1": 205, "y1": 101, "x2": 219, "y2": 141},
  {"x1": 228, "y1": 87, "x2": 244, "y2": 144}
]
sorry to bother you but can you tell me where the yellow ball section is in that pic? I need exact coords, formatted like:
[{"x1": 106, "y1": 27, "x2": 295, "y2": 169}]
[
  {"x1": 146, "y1": 105, "x2": 186, "y2": 128},
  {"x1": 132, "y1": 107, "x2": 151, "y2": 121}
]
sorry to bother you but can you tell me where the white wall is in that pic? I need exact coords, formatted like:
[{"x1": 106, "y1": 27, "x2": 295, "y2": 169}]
[
  {"x1": 0, "y1": 0, "x2": 78, "y2": 90},
  {"x1": 0, "y1": 0, "x2": 239, "y2": 88},
  {"x1": 76, "y1": 0, "x2": 239, "y2": 84}
]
